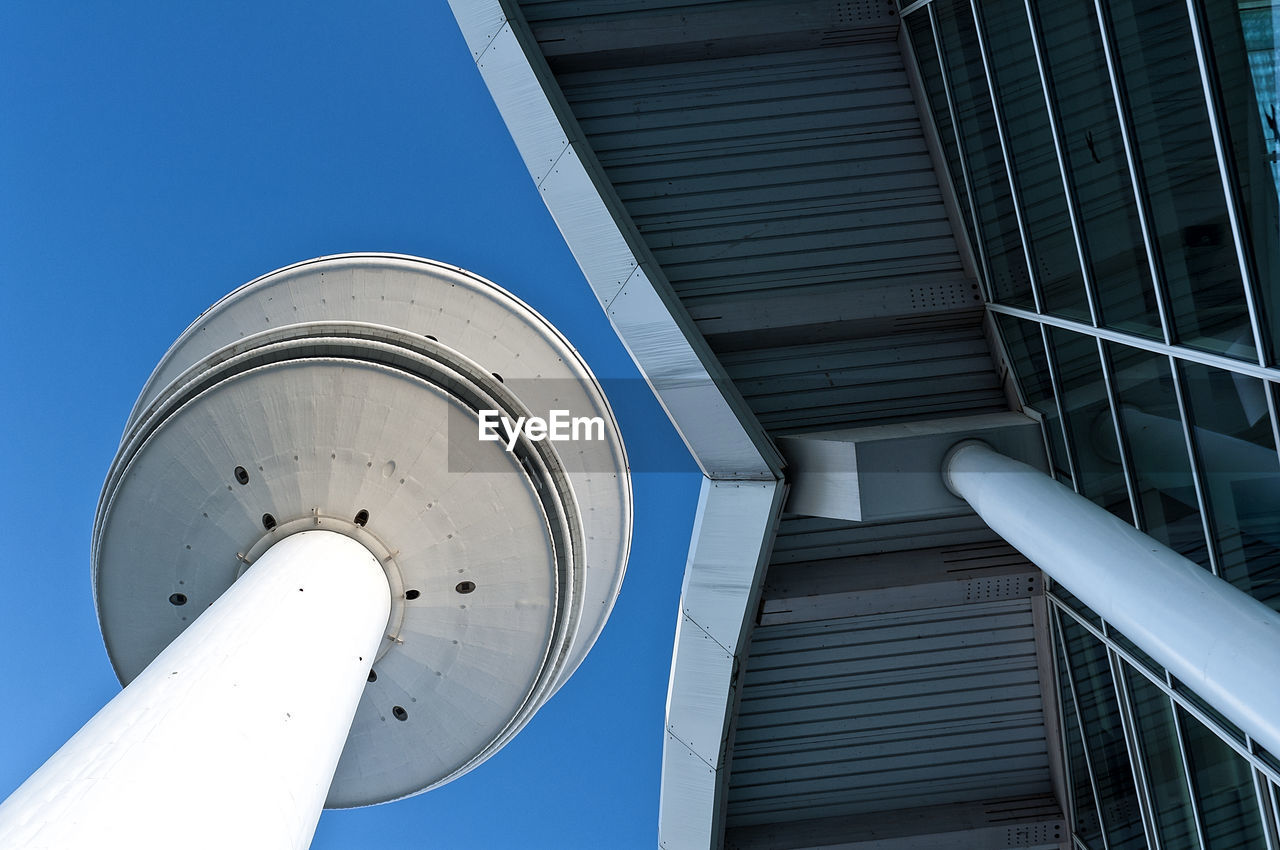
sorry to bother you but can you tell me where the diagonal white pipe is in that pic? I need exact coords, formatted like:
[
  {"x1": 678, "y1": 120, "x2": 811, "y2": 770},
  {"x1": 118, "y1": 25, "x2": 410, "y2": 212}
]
[{"x1": 944, "y1": 439, "x2": 1280, "y2": 757}]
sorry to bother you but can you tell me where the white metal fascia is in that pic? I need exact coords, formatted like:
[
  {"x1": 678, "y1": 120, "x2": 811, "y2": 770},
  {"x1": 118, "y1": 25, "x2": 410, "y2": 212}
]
[
  {"x1": 446, "y1": 0, "x2": 783, "y2": 481},
  {"x1": 659, "y1": 478, "x2": 786, "y2": 850},
  {"x1": 446, "y1": 4, "x2": 788, "y2": 848}
]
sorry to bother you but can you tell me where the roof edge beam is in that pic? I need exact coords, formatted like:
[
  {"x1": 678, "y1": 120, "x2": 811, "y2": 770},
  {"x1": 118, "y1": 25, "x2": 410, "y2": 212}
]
[{"x1": 446, "y1": 0, "x2": 783, "y2": 481}]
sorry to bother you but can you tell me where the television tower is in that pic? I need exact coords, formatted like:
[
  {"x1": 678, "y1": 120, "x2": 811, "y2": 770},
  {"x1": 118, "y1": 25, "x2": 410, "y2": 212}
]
[{"x1": 0, "y1": 254, "x2": 631, "y2": 848}]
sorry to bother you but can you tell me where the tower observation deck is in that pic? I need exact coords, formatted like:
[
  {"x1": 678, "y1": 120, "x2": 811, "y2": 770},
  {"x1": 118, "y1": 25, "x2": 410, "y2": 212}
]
[{"x1": 0, "y1": 254, "x2": 632, "y2": 848}]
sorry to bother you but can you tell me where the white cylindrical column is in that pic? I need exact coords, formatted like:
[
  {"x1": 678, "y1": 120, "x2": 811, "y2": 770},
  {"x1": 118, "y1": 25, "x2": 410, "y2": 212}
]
[
  {"x1": 0, "y1": 530, "x2": 390, "y2": 850},
  {"x1": 943, "y1": 439, "x2": 1280, "y2": 758}
]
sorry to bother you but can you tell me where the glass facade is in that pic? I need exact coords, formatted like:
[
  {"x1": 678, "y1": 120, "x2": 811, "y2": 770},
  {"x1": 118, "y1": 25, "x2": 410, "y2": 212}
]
[{"x1": 904, "y1": 0, "x2": 1280, "y2": 845}]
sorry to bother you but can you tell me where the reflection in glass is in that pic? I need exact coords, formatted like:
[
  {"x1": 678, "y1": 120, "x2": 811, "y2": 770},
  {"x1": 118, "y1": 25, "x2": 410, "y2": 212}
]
[
  {"x1": 1060, "y1": 615, "x2": 1146, "y2": 848},
  {"x1": 905, "y1": 10, "x2": 982, "y2": 267},
  {"x1": 1056, "y1": 617, "x2": 1105, "y2": 846},
  {"x1": 996, "y1": 314, "x2": 1071, "y2": 482},
  {"x1": 1031, "y1": 0, "x2": 1161, "y2": 337},
  {"x1": 1180, "y1": 361, "x2": 1280, "y2": 609},
  {"x1": 1123, "y1": 664, "x2": 1199, "y2": 848},
  {"x1": 1180, "y1": 708, "x2": 1268, "y2": 848},
  {"x1": 1106, "y1": 343, "x2": 1212, "y2": 568},
  {"x1": 975, "y1": 0, "x2": 1089, "y2": 320},
  {"x1": 1203, "y1": 0, "x2": 1280, "y2": 362},
  {"x1": 1106, "y1": 0, "x2": 1253, "y2": 358},
  {"x1": 933, "y1": 0, "x2": 1033, "y2": 308},
  {"x1": 1046, "y1": 327, "x2": 1132, "y2": 522}
]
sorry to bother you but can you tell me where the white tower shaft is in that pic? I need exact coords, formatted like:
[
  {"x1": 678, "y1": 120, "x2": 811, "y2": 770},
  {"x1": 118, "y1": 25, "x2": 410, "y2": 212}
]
[{"x1": 0, "y1": 531, "x2": 390, "y2": 850}]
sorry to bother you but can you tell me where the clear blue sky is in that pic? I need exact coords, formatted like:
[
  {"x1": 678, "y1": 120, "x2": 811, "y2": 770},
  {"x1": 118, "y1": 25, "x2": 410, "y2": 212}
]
[{"x1": 0, "y1": 3, "x2": 702, "y2": 846}]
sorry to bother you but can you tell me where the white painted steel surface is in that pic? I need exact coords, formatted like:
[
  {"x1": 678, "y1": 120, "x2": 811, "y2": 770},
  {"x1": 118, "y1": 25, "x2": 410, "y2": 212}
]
[
  {"x1": 944, "y1": 440, "x2": 1280, "y2": 759},
  {"x1": 0, "y1": 531, "x2": 388, "y2": 850},
  {"x1": 89, "y1": 254, "x2": 631, "y2": 806}
]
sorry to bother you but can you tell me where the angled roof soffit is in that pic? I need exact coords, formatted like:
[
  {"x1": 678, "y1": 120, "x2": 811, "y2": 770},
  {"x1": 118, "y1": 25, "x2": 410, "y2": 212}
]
[
  {"x1": 446, "y1": 0, "x2": 783, "y2": 482},
  {"x1": 445, "y1": 3, "x2": 787, "y2": 849}
]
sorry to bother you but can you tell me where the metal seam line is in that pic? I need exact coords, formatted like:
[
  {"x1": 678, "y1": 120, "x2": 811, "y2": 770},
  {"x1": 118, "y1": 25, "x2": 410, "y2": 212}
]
[
  {"x1": 1251, "y1": 764, "x2": 1280, "y2": 850},
  {"x1": 927, "y1": 1, "x2": 995, "y2": 304},
  {"x1": 1055, "y1": 608, "x2": 1113, "y2": 850},
  {"x1": 1037, "y1": 321, "x2": 1083, "y2": 493},
  {"x1": 473, "y1": 15, "x2": 509, "y2": 66},
  {"x1": 968, "y1": 0, "x2": 1044, "y2": 314},
  {"x1": 1022, "y1": 0, "x2": 1101, "y2": 328},
  {"x1": 1167, "y1": 354, "x2": 1223, "y2": 577},
  {"x1": 1090, "y1": 0, "x2": 1175, "y2": 346},
  {"x1": 1182, "y1": 0, "x2": 1269, "y2": 366},
  {"x1": 1167, "y1": 691, "x2": 1211, "y2": 850},
  {"x1": 987, "y1": 303, "x2": 1280, "y2": 383},
  {"x1": 899, "y1": 6, "x2": 982, "y2": 282},
  {"x1": 1108, "y1": 646, "x2": 1162, "y2": 850},
  {"x1": 1095, "y1": 336, "x2": 1144, "y2": 529}
]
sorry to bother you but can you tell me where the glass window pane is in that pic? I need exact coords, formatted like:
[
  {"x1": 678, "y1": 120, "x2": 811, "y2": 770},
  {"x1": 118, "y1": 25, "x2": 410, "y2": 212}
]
[
  {"x1": 1046, "y1": 327, "x2": 1133, "y2": 522},
  {"x1": 1056, "y1": 616, "x2": 1106, "y2": 846},
  {"x1": 1180, "y1": 360, "x2": 1280, "y2": 609},
  {"x1": 1030, "y1": 0, "x2": 1161, "y2": 338},
  {"x1": 976, "y1": 0, "x2": 1089, "y2": 320},
  {"x1": 996, "y1": 314, "x2": 1072, "y2": 482},
  {"x1": 933, "y1": 0, "x2": 1034, "y2": 308},
  {"x1": 1203, "y1": 0, "x2": 1280, "y2": 362},
  {"x1": 1123, "y1": 663, "x2": 1199, "y2": 849},
  {"x1": 1051, "y1": 582, "x2": 1103, "y2": 631},
  {"x1": 1180, "y1": 707, "x2": 1268, "y2": 849},
  {"x1": 1106, "y1": 0, "x2": 1254, "y2": 359},
  {"x1": 1060, "y1": 615, "x2": 1146, "y2": 849},
  {"x1": 1105, "y1": 343, "x2": 1212, "y2": 568},
  {"x1": 906, "y1": 9, "x2": 982, "y2": 264}
]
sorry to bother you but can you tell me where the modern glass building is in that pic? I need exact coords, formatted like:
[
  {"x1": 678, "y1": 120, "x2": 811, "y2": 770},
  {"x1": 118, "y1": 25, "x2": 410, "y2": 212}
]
[
  {"x1": 904, "y1": 1, "x2": 1280, "y2": 847},
  {"x1": 448, "y1": 0, "x2": 1280, "y2": 847}
]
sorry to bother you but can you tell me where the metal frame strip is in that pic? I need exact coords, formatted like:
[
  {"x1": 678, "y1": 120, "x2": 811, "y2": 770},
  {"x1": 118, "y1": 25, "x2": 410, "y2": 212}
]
[
  {"x1": 1090, "y1": 0, "x2": 1175, "y2": 346},
  {"x1": 986, "y1": 304, "x2": 1280, "y2": 384},
  {"x1": 1168, "y1": 687, "x2": 1211, "y2": 850},
  {"x1": 1168, "y1": 354, "x2": 1223, "y2": 577},
  {"x1": 1108, "y1": 646, "x2": 1162, "y2": 849},
  {"x1": 928, "y1": 1, "x2": 995, "y2": 304},
  {"x1": 1182, "y1": 0, "x2": 1270, "y2": 366},
  {"x1": 1022, "y1": 0, "x2": 1100, "y2": 327}
]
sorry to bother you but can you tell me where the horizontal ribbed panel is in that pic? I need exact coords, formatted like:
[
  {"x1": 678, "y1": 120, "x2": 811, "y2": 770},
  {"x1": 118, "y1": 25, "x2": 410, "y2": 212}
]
[
  {"x1": 720, "y1": 327, "x2": 1005, "y2": 433},
  {"x1": 771, "y1": 513, "x2": 1002, "y2": 564},
  {"x1": 728, "y1": 598, "x2": 1049, "y2": 826},
  {"x1": 558, "y1": 40, "x2": 962, "y2": 309}
]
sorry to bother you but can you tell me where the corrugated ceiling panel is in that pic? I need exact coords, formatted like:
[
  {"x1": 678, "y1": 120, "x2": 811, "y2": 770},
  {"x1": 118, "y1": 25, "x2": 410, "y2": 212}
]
[
  {"x1": 720, "y1": 327, "x2": 1005, "y2": 432},
  {"x1": 770, "y1": 513, "x2": 1001, "y2": 564},
  {"x1": 557, "y1": 40, "x2": 962, "y2": 307},
  {"x1": 727, "y1": 598, "x2": 1049, "y2": 827}
]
